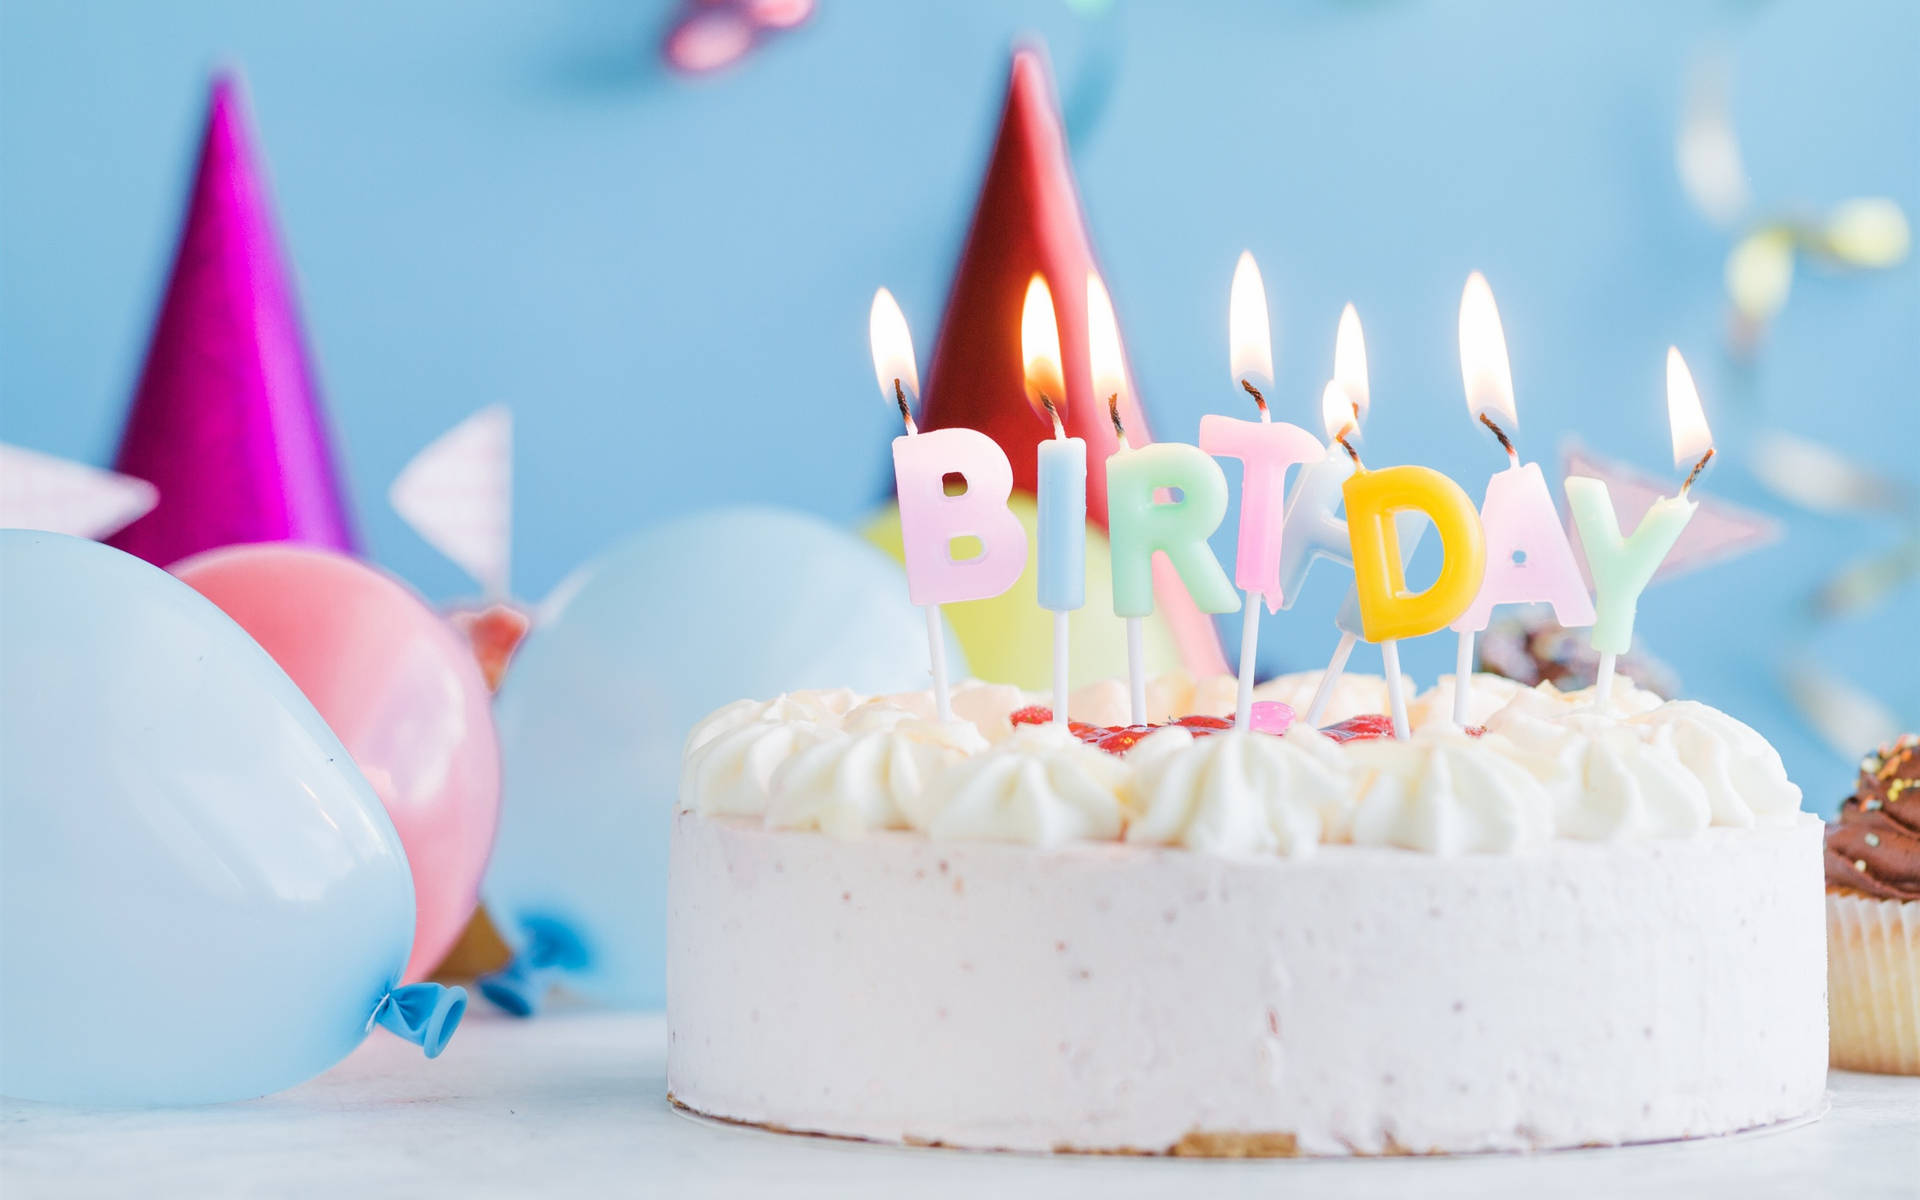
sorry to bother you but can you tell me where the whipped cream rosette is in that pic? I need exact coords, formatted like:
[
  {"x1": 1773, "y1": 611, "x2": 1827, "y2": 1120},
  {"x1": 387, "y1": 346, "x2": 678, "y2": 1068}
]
[
  {"x1": 1346, "y1": 727, "x2": 1556, "y2": 854},
  {"x1": 765, "y1": 703, "x2": 989, "y2": 834},
  {"x1": 1124, "y1": 726, "x2": 1353, "y2": 856},
  {"x1": 921, "y1": 723, "x2": 1131, "y2": 847}
]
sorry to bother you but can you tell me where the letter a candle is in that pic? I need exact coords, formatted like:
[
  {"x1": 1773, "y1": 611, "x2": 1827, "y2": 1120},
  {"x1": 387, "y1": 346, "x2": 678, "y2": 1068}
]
[
  {"x1": 870, "y1": 288, "x2": 1029, "y2": 721},
  {"x1": 1447, "y1": 273, "x2": 1595, "y2": 725},
  {"x1": 1095, "y1": 272, "x2": 1240, "y2": 725},
  {"x1": 1565, "y1": 347, "x2": 1716, "y2": 710}
]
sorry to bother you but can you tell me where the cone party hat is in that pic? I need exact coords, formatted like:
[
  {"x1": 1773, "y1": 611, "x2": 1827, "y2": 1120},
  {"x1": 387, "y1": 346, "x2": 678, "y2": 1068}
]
[
  {"x1": 108, "y1": 74, "x2": 357, "y2": 567},
  {"x1": 915, "y1": 48, "x2": 1227, "y2": 677}
]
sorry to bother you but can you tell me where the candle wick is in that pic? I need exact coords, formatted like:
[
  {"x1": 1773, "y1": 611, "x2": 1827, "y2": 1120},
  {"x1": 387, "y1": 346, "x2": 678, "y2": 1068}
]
[
  {"x1": 1334, "y1": 425, "x2": 1363, "y2": 469},
  {"x1": 1040, "y1": 393, "x2": 1066, "y2": 440},
  {"x1": 1680, "y1": 446, "x2": 1715, "y2": 495},
  {"x1": 894, "y1": 378, "x2": 918, "y2": 436},
  {"x1": 1107, "y1": 393, "x2": 1129, "y2": 449},
  {"x1": 1240, "y1": 379, "x2": 1271, "y2": 422},
  {"x1": 1478, "y1": 412, "x2": 1518, "y2": 462}
]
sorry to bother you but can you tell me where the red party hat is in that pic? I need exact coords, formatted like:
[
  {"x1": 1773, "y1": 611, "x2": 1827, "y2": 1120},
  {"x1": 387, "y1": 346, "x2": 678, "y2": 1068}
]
[
  {"x1": 918, "y1": 48, "x2": 1227, "y2": 676},
  {"x1": 108, "y1": 74, "x2": 357, "y2": 567}
]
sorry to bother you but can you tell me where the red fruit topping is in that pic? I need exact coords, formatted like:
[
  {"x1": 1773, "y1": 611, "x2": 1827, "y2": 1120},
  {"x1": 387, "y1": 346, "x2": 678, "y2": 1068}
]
[
  {"x1": 1465, "y1": 724, "x2": 1487, "y2": 738},
  {"x1": 1093, "y1": 724, "x2": 1159, "y2": 754},
  {"x1": 1320, "y1": 713, "x2": 1397, "y2": 744},
  {"x1": 1173, "y1": 714, "x2": 1234, "y2": 732},
  {"x1": 1009, "y1": 705, "x2": 1053, "y2": 726}
]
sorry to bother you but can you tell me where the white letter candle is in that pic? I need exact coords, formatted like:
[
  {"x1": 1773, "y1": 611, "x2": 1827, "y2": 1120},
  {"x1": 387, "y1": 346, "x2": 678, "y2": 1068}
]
[
  {"x1": 1199, "y1": 252, "x2": 1323, "y2": 729},
  {"x1": 1022, "y1": 275, "x2": 1086, "y2": 726},
  {"x1": 1447, "y1": 273, "x2": 1595, "y2": 726},
  {"x1": 871, "y1": 288, "x2": 1029, "y2": 721},
  {"x1": 1565, "y1": 347, "x2": 1715, "y2": 710}
]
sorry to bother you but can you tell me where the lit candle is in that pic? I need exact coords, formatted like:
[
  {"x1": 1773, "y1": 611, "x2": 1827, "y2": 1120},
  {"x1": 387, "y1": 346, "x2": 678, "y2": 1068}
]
[
  {"x1": 1094, "y1": 272, "x2": 1240, "y2": 725},
  {"x1": 870, "y1": 288, "x2": 1029, "y2": 721},
  {"x1": 1198, "y1": 252, "x2": 1323, "y2": 729},
  {"x1": 1342, "y1": 438, "x2": 1488, "y2": 740},
  {"x1": 1565, "y1": 347, "x2": 1715, "y2": 710},
  {"x1": 1022, "y1": 275, "x2": 1085, "y2": 727},
  {"x1": 1282, "y1": 308, "x2": 1428, "y2": 728},
  {"x1": 1446, "y1": 273, "x2": 1595, "y2": 725}
]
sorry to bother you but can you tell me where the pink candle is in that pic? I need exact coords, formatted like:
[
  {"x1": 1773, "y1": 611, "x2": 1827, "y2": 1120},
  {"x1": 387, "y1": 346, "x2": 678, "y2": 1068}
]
[
  {"x1": 1450, "y1": 273, "x2": 1593, "y2": 725},
  {"x1": 872, "y1": 289, "x2": 1028, "y2": 719}
]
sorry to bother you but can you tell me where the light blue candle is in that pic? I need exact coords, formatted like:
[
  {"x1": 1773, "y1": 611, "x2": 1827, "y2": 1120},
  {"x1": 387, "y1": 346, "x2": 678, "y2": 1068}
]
[
  {"x1": 1036, "y1": 435, "x2": 1087, "y2": 612},
  {"x1": 1274, "y1": 446, "x2": 1356, "y2": 608}
]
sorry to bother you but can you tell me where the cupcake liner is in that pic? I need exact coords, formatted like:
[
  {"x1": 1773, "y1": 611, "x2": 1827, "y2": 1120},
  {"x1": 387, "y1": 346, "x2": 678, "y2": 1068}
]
[{"x1": 1826, "y1": 892, "x2": 1920, "y2": 1075}]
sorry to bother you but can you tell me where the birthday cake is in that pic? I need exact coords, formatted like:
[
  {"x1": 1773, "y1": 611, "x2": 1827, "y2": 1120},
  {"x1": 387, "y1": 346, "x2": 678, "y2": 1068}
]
[{"x1": 666, "y1": 672, "x2": 1825, "y2": 1156}]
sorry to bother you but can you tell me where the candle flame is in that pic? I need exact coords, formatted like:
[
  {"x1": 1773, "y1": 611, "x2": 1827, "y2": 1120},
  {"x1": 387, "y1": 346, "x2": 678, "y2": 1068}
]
[
  {"x1": 1021, "y1": 274, "x2": 1066, "y2": 426},
  {"x1": 1087, "y1": 270, "x2": 1128, "y2": 413},
  {"x1": 1458, "y1": 271, "x2": 1516, "y2": 434},
  {"x1": 868, "y1": 288, "x2": 919, "y2": 419},
  {"x1": 1228, "y1": 250, "x2": 1274, "y2": 390},
  {"x1": 1333, "y1": 302, "x2": 1370, "y2": 424},
  {"x1": 1666, "y1": 346, "x2": 1714, "y2": 470},
  {"x1": 1320, "y1": 379, "x2": 1356, "y2": 445}
]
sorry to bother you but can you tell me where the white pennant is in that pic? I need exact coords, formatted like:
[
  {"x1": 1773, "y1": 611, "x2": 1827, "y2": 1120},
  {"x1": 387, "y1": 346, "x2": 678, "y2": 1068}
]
[
  {"x1": 0, "y1": 444, "x2": 158, "y2": 540},
  {"x1": 390, "y1": 406, "x2": 512, "y2": 598}
]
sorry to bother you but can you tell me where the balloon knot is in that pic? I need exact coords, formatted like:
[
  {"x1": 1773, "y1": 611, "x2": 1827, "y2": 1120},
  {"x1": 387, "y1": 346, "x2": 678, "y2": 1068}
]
[{"x1": 371, "y1": 983, "x2": 467, "y2": 1058}]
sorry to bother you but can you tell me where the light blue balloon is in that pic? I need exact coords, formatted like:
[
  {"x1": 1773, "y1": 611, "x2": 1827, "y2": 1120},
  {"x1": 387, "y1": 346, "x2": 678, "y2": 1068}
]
[
  {"x1": 484, "y1": 506, "x2": 963, "y2": 1012},
  {"x1": 0, "y1": 532, "x2": 463, "y2": 1106}
]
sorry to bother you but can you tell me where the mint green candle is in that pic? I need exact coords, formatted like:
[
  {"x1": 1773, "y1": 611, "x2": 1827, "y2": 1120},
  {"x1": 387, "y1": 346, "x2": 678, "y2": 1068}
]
[
  {"x1": 1106, "y1": 442, "x2": 1240, "y2": 619},
  {"x1": 1564, "y1": 475, "x2": 1696, "y2": 656}
]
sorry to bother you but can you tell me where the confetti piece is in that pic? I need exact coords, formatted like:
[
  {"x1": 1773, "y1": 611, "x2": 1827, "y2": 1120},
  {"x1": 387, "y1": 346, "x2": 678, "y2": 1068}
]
[
  {"x1": 0, "y1": 444, "x2": 158, "y2": 540},
  {"x1": 1726, "y1": 226, "x2": 1796, "y2": 325},
  {"x1": 1561, "y1": 440, "x2": 1781, "y2": 584},
  {"x1": 1677, "y1": 56, "x2": 1751, "y2": 227},
  {"x1": 1811, "y1": 540, "x2": 1920, "y2": 620},
  {"x1": 1751, "y1": 431, "x2": 1910, "y2": 517},
  {"x1": 391, "y1": 406, "x2": 513, "y2": 599},
  {"x1": 1783, "y1": 660, "x2": 1902, "y2": 763},
  {"x1": 1818, "y1": 197, "x2": 1912, "y2": 269}
]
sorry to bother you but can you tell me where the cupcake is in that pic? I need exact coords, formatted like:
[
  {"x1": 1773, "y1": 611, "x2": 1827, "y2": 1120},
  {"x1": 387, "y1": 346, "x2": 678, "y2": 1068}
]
[{"x1": 1824, "y1": 733, "x2": 1920, "y2": 1074}]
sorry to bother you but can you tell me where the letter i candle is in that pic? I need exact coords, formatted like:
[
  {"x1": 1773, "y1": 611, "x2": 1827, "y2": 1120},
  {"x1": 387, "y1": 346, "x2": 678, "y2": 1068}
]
[
  {"x1": 1021, "y1": 275, "x2": 1087, "y2": 726},
  {"x1": 869, "y1": 288, "x2": 1028, "y2": 721},
  {"x1": 1565, "y1": 347, "x2": 1716, "y2": 710},
  {"x1": 1447, "y1": 273, "x2": 1594, "y2": 725}
]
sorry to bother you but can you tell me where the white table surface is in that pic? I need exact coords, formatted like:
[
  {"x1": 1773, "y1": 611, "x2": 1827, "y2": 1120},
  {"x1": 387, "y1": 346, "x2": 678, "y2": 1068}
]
[{"x1": 4, "y1": 1008, "x2": 1916, "y2": 1199}]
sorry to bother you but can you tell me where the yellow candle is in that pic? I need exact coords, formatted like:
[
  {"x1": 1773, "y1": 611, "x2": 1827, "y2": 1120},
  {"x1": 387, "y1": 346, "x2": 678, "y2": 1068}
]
[{"x1": 1343, "y1": 465, "x2": 1487, "y2": 643}]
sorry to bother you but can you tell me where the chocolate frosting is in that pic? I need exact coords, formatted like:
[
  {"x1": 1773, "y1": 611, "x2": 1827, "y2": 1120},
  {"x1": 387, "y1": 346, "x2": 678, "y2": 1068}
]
[{"x1": 1825, "y1": 734, "x2": 1920, "y2": 901}]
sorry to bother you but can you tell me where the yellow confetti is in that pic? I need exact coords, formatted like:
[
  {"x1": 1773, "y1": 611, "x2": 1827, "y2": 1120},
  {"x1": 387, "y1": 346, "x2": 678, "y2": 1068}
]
[
  {"x1": 1819, "y1": 197, "x2": 1911, "y2": 268},
  {"x1": 1725, "y1": 227, "x2": 1796, "y2": 324}
]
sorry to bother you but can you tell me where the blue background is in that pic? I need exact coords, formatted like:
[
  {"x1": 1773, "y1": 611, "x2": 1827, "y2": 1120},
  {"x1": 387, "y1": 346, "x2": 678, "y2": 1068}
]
[{"x1": 2, "y1": 0, "x2": 1914, "y2": 811}]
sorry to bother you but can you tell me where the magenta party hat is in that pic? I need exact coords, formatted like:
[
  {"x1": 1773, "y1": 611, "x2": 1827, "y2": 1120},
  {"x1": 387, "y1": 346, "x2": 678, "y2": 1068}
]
[{"x1": 108, "y1": 73, "x2": 357, "y2": 567}]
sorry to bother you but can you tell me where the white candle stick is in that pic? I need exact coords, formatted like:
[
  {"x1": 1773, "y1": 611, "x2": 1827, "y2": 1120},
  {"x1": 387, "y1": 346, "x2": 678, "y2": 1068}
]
[
  {"x1": 1593, "y1": 651, "x2": 1616, "y2": 712},
  {"x1": 1452, "y1": 630, "x2": 1476, "y2": 727},
  {"x1": 1053, "y1": 611, "x2": 1071, "y2": 727},
  {"x1": 924, "y1": 605, "x2": 952, "y2": 723},
  {"x1": 1380, "y1": 639, "x2": 1411, "y2": 740},
  {"x1": 1235, "y1": 599, "x2": 1260, "y2": 730},
  {"x1": 1303, "y1": 630, "x2": 1359, "y2": 726},
  {"x1": 1126, "y1": 616, "x2": 1147, "y2": 725}
]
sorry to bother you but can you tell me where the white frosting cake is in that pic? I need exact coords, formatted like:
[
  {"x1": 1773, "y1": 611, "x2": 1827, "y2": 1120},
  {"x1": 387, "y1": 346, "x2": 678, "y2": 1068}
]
[{"x1": 667, "y1": 672, "x2": 1826, "y2": 1156}]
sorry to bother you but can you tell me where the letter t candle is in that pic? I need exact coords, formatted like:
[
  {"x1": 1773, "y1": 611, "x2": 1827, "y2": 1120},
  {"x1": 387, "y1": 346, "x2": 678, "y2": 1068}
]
[{"x1": 1199, "y1": 252, "x2": 1323, "y2": 729}]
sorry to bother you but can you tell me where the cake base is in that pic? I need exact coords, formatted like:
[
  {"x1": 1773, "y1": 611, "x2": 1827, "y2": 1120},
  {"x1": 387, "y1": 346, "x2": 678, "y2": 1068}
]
[{"x1": 667, "y1": 812, "x2": 1828, "y2": 1156}]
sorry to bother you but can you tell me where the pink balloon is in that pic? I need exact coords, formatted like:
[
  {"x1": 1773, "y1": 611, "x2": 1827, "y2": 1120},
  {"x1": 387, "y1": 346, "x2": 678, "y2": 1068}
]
[{"x1": 173, "y1": 544, "x2": 500, "y2": 982}]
